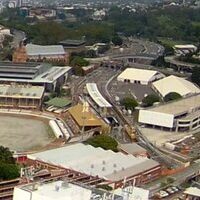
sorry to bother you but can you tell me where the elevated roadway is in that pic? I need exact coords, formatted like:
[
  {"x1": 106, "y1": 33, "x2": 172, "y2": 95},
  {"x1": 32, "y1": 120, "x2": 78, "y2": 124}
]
[{"x1": 165, "y1": 56, "x2": 200, "y2": 71}]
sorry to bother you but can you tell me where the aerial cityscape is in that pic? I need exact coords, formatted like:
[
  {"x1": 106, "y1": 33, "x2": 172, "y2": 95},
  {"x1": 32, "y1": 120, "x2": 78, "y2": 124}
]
[{"x1": 0, "y1": 0, "x2": 199, "y2": 199}]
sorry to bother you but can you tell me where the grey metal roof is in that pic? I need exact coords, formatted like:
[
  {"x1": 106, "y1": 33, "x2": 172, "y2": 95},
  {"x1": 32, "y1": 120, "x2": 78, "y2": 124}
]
[
  {"x1": 0, "y1": 84, "x2": 44, "y2": 99},
  {"x1": 28, "y1": 143, "x2": 160, "y2": 182},
  {"x1": 118, "y1": 143, "x2": 147, "y2": 154},
  {"x1": 105, "y1": 159, "x2": 160, "y2": 182},
  {"x1": 0, "y1": 62, "x2": 71, "y2": 84},
  {"x1": 26, "y1": 44, "x2": 66, "y2": 56}
]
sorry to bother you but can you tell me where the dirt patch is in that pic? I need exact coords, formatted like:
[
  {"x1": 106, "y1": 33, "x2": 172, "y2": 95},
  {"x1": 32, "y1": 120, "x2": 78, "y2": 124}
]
[{"x1": 0, "y1": 115, "x2": 55, "y2": 152}]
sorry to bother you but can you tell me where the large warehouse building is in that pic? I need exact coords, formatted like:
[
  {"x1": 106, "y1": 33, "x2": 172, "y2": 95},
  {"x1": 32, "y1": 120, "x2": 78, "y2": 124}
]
[
  {"x1": 13, "y1": 44, "x2": 68, "y2": 63},
  {"x1": 117, "y1": 68, "x2": 165, "y2": 85},
  {"x1": 0, "y1": 84, "x2": 44, "y2": 109},
  {"x1": 139, "y1": 94, "x2": 200, "y2": 132},
  {"x1": 152, "y1": 75, "x2": 200, "y2": 98},
  {"x1": 27, "y1": 143, "x2": 161, "y2": 188},
  {"x1": 0, "y1": 62, "x2": 71, "y2": 92}
]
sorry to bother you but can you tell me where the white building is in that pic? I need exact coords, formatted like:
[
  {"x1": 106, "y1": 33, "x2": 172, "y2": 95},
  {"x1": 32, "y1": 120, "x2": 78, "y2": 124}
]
[
  {"x1": 139, "y1": 94, "x2": 200, "y2": 132},
  {"x1": 117, "y1": 68, "x2": 165, "y2": 85},
  {"x1": 174, "y1": 44, "x2": 197, "y2": 56},
  {"x1": 13, "y1": 180, "x2": 123, "y2": 200},
  {"x1": 152, "y1": 75, "x2": 200, "y2": 98},
  {"x1": 114, "y1": 186, "x2": 149, "y2": 200},
  {"x1": 184, "y1": 187, "x2": 200, "y2": 199}
]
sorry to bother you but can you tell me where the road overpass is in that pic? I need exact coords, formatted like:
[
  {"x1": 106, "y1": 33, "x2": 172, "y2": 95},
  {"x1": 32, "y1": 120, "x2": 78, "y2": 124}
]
[{"x1": 165, "y1": 56, "x2": 200, "y2": 71}]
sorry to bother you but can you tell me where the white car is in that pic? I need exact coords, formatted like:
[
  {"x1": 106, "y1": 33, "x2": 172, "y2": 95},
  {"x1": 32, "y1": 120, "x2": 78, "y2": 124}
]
[
  {"x1": 171, "y1": 186, "x2": 179, "y2": 192},
  {"x1": 166, "y1": 188, "x2": 175, "y2": 194},
  {"x1": 159, "y1": 190, "x2": 169, "y2": 198}
]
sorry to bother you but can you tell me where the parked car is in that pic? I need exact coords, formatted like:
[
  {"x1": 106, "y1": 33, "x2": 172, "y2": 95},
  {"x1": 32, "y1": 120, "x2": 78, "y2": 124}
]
[
  {"x1": 166, "y1": 188, "x2": 175, "y2": 194},
  {"x1": 171, "y1": 186, "x2": 179, "y2": 192},
  {"x1": 159, "y1": 190, "x2": 169, "y2": 198}
]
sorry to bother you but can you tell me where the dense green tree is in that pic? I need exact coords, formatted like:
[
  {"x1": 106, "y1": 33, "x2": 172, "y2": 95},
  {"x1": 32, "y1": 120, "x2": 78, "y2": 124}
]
[
  {"x1": 0, "y1": 146, "x2": 15, "y2": 164},
  {"x1": 0, "y1": 146, "x2": 19, "y2": 180},
  {"x1": 0, "y1": 163, "x2": 19, "y2": 180},
  {"x1": 85, "y1": 135, "x2": 118, "y2": 152},
  {"x1": 98, "y1": 45, "x2": 110, "y2": 54},
  {"x1": 142, "y1": 94, "x2": 160, "y2": 107},
  {"x1": 120, "y1": 97, "x2": 138, "y2": 110},
  {"x1": 191, "y1": 67, "x2": 200, "y2": 86},
  {"x1": 112, "y1": 35, "x2": 123, "y2": 46},
  {"x1": 164, "y1": 92, "x2": 182, "y2": 102},
  {"x1": 70, "y1": 56, "x2": 89, "y2": 67}
]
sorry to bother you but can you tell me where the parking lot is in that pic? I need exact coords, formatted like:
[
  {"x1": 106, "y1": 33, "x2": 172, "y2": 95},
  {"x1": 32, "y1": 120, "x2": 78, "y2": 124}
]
[
  {"x1": 153, "y1": 186, "x2": 186, "y2": 200},
  {"x1": 109, "y1": 78, "x2": 156, "y2": 102}
]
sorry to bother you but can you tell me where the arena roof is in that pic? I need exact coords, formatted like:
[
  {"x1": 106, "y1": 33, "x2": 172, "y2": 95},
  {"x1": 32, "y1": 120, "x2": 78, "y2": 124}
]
[
  {"x1": 28, "y1": 143, "x2": 160, "y2": 182},
  {"x1": 117, "y1": 68, "x2": 161, "y2": 82},
  {"x1": 152, "y1": 75, "x2": 200, "y2": 97},
  {"x1": 149, "y1": 94, "x2": 200, "y2": 116},
  {"x1": 0, "y1": 84, "x2": 44, "y2": 99},
  {"x1": 68, "y1": 103, "x2": 103, "y2": 127},
  {"x1": 26, "y1": 44, "x2": 66, "y2": 56},
  {"x1": 86, "y1": 83, "x2": 112, "y2": 108},
  {"x1": 0, "y1": 62, "x2": 71, "y2": 84}
]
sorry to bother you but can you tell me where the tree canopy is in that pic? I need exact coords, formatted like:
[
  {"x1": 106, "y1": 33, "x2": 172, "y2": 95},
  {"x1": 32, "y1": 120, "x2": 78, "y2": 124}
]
[
  {"x1": 112, "y1": 35, "x2": 123, "y2": 46},
  {"x1": 120, "y1": 97, "x2": 138, "y2": 110},
  {"x1": 1, "y1": 6, "x2": 200, "y2": 46},
  {"x1": 191, "y1": 66, "x2": 200, "y2": 86},
  {"x1": 164, "y1": 92, "x2": 182, "y2": 102},
  {"x1": 85, "y1": 135, "x2": 118, "y2": 152},
  {"x1": 142, "y1": 94, "x2": 160, "y2": 107},
  {"x1": 0, "y1": 146, "x2": 19, "y2": 180},
  {"x1": 70, "y1": 56, "x2": 89, "y2": 67}
]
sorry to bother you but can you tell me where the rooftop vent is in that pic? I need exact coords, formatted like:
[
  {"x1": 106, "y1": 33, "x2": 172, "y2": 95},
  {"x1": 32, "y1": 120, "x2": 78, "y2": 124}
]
[
  {"x1": 90, "y1": 164, "x2": 94, "y2": 169},
  {"x1": 62, "y1": 181, "x2": 69, "y2": 188},
  {"x1": 55, "y1": 185, "x2": 60, "y2": 192}
]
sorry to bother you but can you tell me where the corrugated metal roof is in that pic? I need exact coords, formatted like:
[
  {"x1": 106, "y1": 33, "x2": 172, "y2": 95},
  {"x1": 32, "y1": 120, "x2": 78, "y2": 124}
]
[
  {"x1": 150, "y1": 94, "x2": 200, "y2": 115},
  {"x1": 26, "y1": 44, "x2": 66, "y2": 56},
  {"x1": 0, "y1": 84, "x2": 44, "y2": 99},
  {"x1": 28, "y1": 143, "x2": 159, "y2": 182},
  {"x1": 86, "y1": 83, "x2": 112, "y2": 108}
]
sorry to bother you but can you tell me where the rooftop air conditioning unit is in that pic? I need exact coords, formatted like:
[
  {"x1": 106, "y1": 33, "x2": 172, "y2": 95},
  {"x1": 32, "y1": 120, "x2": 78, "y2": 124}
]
[{"x1": 55, "y1": 185, "x2": 60, "y2": 192}]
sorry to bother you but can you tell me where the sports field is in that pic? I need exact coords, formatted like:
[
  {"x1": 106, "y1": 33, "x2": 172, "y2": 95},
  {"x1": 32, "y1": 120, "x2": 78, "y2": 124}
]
[{"x1": 0, "y1": 115, "x2": 54, "y2": 151}]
